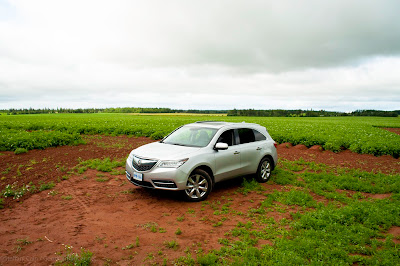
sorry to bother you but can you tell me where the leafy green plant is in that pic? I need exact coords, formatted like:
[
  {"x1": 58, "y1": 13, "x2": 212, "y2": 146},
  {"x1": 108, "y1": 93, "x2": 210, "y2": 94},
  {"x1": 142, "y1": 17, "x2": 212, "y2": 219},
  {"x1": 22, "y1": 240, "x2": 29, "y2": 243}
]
[
  {"x1": 238, "y1": 178, "x2": 264, "y2": 195},
  {"x1": 14, "y1": 148, "x2": 28, "y2": 154},
  {"x1": 2, "y1": 183, "x2": 35, "y2": 199},
  {"x1": 1, "y1": 114, "x2": 399, "y2": 156},
  {"x1": 55, "y1": 246, "x2": 93, "y2": 265},
  {"x1": 175, "y1": 228, "x2": 182, "y2": 235},
  {"x1": 213, "y1": 221, "x2": 223, "y2": 227},
  {"x1": 122, "y1": 243, "x2": 134, "y2": 250},
  {"x1": 61, "y1": 195, "x2": 73, "y2": 200},
  {"x1": 77, "y1": 157, "x2": 124, "y2": 172},
  {"x1": 16, "y1": 237, "x2": 32, "y2": 246},
  {"x1": 164, "y1": 239, "x2": 179, "y2": 250},
  {"x1": 39, "y1": 181, "x2": 55, "y2": 191}
]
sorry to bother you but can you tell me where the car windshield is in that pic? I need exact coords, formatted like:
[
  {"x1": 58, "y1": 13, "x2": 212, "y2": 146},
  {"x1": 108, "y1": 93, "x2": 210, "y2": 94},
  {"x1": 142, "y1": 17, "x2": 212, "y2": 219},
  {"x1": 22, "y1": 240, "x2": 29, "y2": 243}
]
[{"x1": 162, "y1": 126, "x2": 218, "y2": 147}]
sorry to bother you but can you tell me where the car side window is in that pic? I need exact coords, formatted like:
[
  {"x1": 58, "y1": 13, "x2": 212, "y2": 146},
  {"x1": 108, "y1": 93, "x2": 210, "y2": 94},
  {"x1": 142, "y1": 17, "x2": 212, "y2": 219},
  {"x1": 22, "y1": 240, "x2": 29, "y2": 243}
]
[
  {"x1": 253, "y1": 129, "x2": 266, "y2": 141},
  {"x1": 238, "y1": 128, "x2": 255, "y2": 144},
  {"x1": 217, "y1": 129, "x2": 235, "y2": 146}
]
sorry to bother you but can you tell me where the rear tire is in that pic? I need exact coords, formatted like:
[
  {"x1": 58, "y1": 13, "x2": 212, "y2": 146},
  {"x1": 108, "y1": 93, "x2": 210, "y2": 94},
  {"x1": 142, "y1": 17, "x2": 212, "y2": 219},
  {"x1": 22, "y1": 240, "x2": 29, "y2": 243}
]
[
  {"x1": 255, "y1": 157, "x2": 272, "y2": 183},
  {"x1": 183, "y1": 169, "x2": 212, "y2": 202}
]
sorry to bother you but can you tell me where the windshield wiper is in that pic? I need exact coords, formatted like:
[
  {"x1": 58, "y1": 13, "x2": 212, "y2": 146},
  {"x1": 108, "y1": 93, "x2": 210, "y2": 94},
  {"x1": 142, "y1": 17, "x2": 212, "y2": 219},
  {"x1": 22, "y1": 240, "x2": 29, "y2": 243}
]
[{"x1": 170, "y1": 143, "x2": 187, "y2": 146}]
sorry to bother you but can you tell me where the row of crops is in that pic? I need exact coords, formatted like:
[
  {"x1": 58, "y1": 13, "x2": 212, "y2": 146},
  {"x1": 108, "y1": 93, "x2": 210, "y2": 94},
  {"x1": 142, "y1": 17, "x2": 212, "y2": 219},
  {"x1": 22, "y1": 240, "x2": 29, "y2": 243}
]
[{"x1": 0, "y1": 114, "x2": 400, "y2": 157}]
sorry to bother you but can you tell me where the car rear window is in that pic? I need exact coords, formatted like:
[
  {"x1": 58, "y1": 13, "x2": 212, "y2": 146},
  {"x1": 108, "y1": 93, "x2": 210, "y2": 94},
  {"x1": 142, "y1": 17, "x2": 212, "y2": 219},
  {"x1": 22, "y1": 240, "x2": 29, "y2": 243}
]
[{"x1": 253, "y1": 129, "x2": 266, "y2": 141}]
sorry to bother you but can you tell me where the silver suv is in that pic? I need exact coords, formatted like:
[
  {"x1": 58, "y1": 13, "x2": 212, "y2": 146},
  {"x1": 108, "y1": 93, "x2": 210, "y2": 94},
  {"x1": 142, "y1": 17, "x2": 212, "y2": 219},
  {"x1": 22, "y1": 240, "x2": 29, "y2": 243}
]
[{"x1": 126, "y1": 121, "x2": 278, "y2": 201}]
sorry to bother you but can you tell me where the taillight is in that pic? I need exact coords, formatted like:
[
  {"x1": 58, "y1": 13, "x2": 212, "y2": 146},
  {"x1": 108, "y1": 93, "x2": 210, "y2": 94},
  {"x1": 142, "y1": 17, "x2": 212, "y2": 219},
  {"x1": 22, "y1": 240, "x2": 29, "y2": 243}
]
[{"x1": 274, "y1": 142, "x2": 277, "y2": 148}]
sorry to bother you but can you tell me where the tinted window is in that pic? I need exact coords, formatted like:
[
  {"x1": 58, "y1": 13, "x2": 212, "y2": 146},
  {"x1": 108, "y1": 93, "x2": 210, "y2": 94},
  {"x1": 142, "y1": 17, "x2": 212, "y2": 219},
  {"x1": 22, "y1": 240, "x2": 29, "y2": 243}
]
[
  {"x1": 217, "y1": 129, "x2": 235, "y2": 146},
  {"x1": 253, "y1": 129, "x2": 266, "y2": 141},
  {"x1": 238, "y1": 128, "x2": 255, "y2": 144}
]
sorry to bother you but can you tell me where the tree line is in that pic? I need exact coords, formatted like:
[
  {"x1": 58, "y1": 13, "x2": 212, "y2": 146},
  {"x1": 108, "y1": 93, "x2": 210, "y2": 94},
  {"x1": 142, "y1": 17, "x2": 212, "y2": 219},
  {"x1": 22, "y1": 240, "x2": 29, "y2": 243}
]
[
  {"x1": 0, "y1": 107, "x2": 227, "y2": 115},
  {"x1": 1, "y1": 108, "x2": 398, "y2": 117},
  {"x1": 227, "y1": 109, "x2": 399, "y2": 117}
]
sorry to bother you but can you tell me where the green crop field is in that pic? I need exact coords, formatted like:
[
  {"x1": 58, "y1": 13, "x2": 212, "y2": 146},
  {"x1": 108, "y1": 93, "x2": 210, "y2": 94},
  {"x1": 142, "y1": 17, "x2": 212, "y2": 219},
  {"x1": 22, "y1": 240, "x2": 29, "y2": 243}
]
[{"x1": 0, "y1": 114, "x2": 400, "y2": 157}]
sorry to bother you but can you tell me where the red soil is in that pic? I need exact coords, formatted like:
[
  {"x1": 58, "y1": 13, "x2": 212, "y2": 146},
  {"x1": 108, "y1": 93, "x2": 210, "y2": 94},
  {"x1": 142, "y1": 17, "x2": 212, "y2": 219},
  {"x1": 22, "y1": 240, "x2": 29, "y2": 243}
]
[
  {"x1": 278, "y1": 143, "x2": 400, "y2": 174},
  {"x1": 384, "y1": 127, "x2": 400, "y2": 135},
  {"x1": 0, "y1": 136, "x2": 399, "y2": 265}
]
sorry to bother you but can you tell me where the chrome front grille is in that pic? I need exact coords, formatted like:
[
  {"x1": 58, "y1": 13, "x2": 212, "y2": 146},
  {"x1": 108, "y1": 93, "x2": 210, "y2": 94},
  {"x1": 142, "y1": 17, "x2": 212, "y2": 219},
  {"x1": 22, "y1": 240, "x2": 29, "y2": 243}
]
[{"x1": 132, "y1": 156, "x2": 157, "y2": 172}]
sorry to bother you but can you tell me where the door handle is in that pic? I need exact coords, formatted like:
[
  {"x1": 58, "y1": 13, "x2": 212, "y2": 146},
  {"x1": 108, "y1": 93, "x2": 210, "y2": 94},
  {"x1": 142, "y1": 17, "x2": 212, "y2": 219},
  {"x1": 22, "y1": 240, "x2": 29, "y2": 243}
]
[
  {"x1": 234, "y1": 151, "x2": 240, "y2": 155},
  {"x1": 256, "y1": 147, "x2": 262, "y2": 150}
]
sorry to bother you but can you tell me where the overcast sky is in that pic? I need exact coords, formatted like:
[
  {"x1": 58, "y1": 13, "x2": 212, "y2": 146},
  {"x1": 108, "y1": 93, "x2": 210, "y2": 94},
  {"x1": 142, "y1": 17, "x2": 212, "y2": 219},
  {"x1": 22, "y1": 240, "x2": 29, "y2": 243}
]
[{"x1": 0, "y1": 0, "x2": 399, "y2": 111}]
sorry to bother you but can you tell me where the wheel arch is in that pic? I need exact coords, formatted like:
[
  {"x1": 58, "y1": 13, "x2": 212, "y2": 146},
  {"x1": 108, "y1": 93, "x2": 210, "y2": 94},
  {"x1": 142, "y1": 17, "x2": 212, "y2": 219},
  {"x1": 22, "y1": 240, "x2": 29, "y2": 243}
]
[
  {"x1": 262, "y1": 154, "x2": 276, "y2": 170},
  {"x1": 191, "y1": 165, "x2": 215, "y2": 186}
]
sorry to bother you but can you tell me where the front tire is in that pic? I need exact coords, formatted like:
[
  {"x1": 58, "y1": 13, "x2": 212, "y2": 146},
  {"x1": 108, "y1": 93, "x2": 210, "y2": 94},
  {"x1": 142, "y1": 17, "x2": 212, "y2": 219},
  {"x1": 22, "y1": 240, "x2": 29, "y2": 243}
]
[
  {"x1": 183, "y1": 169, "x2": 212, "y2": 202},
  {"x1": 255, "y1": 157, "x2": 272, "y2": 183}
]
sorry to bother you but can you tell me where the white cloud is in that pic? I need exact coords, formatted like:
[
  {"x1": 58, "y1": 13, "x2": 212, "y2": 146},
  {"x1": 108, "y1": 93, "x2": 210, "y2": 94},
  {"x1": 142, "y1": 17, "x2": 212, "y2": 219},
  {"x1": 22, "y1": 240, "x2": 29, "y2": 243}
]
[{"x1": 0, "y1": 0, "x2": 399, "y2": 111}]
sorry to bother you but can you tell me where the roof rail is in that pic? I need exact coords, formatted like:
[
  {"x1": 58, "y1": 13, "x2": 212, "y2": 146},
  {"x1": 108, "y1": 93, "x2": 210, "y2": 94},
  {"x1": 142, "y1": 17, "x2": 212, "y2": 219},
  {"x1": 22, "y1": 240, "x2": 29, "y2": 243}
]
[{"x1": 195, "y1": 121, "x2": 220, "y2": 123}]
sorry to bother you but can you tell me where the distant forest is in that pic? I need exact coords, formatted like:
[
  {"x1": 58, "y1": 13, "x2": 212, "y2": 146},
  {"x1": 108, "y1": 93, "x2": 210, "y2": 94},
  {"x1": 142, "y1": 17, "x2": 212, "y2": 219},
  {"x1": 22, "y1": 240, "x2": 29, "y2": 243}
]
[
  {"x1": 1, "y1": 107, "x2": 398, "y2": 117},
  {"x1": 227, "y1": 109, "x2": 399, "y2": 117},
  {"x1": 1, "y1": 107, "x2": 227, "y2": 115}
]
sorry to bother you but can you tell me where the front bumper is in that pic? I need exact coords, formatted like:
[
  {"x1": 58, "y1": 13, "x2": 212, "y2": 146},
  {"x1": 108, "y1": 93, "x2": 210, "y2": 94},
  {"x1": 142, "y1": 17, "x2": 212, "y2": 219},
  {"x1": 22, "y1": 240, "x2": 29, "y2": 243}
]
[{"x1": 125, "y1": 160, "x2": 188, "y2": 190}]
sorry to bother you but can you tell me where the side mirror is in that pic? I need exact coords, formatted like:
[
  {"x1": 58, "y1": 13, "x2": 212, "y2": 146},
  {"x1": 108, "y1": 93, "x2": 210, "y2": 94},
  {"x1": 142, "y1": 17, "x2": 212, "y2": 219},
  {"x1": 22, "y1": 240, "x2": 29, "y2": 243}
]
[{"x1": 215, "y1": 142, "x2": 228, "y2": 150}]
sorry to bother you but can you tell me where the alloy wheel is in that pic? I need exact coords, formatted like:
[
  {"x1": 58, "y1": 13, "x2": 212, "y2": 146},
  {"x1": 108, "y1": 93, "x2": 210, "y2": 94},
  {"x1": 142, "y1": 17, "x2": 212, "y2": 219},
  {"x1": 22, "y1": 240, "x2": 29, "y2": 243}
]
[
  {"x1": 260, "y1": 160, "x2": 271, "y2": 180},
  {"x1": 185, "y1": 174, "x2": 209, "y2": 199}
]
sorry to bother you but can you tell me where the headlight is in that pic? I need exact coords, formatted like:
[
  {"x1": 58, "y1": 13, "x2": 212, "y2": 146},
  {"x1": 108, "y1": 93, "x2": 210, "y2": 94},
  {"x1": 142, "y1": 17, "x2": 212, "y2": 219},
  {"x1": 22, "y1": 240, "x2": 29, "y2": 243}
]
[{"x1": 158, "y1": 158, "x2": 188, "y2": 168}]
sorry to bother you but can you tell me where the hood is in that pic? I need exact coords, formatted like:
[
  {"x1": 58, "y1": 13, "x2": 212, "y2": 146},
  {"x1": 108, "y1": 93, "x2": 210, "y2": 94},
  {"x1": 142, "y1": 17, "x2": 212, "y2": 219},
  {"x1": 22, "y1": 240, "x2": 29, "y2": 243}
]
[{"x1": 131, "y1": 142, "x2": 201, "y2": 160}]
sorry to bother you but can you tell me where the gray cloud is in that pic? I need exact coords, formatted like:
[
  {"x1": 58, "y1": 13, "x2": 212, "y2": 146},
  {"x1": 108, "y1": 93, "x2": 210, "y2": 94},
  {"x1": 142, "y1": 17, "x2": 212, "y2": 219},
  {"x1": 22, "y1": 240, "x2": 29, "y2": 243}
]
[
  {"x1": 0, "y1": 0, "x2": 399, "y2": 111},
  {"x1": 98, "y1": 0, "x2": 400, "y2": 71}
]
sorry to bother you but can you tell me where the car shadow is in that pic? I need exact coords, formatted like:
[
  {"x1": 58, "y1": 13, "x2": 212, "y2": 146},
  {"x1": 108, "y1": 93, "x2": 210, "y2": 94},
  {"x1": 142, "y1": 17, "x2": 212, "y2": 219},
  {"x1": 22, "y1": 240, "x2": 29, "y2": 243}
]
[{"x1": 131, "y1": 175, "x2": 254, "y2": 202}]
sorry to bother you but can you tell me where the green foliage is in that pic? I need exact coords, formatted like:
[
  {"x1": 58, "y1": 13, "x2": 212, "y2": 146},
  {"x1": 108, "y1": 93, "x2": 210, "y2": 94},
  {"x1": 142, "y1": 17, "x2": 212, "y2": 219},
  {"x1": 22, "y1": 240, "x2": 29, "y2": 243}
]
[
  {"x1": 227, "y1": 109, "x2": 399, "y2": 117},
  {"x1": 303, "y1": 169, "x2": 400, "y2": 194},
  {"x1": 77, "y1": 157, "x2": 124, "y2": 172},
  {"x1": 267, "y1": 189, "x2": 317, "y2": 208},
  {"x1": 16, "y1": 237, "x2": 32, "y2": 245},
  {"x1": 0, "y1": 129, "x2": 84, "y2": 152},
  {"x1": 238, "y1": 178, "x2": 264, "y2": 195},
  {"x1": 39, "y1": 181, "x2": 55, "y2": 191},
  {"x1": 61, "y1": 195, "x2": 73, "y2": 200},
  {"x1": 164, "y1": 239, "x2": 179, "y2": 250},
  {"x1": 2, "y1": 183, "x2": 35, "y2": 199},
  {"x1": 191, "y1": 160, "x2": 400, "y2": 265},
  {"x1": 55, "y1": 247, "x2": 93, "y2": 265},
  {"x1": 121, "y1": 243, "x2": 134, "y2": 250},
  {"x1": 270, "y1": 168, "x2": 298, "y2": 185},
  {"x1": 14, "y1": 147, "x2": 28, "y2": 154},
  {"x1": 174, "y1": 252, "x2": 196, "y2": 265},
  {"x1": 1, "y1": 114, "x2": 400, "y2": 156},
  {"x1": 175, "y1": 228, "x2": 182, "y2": 235}
]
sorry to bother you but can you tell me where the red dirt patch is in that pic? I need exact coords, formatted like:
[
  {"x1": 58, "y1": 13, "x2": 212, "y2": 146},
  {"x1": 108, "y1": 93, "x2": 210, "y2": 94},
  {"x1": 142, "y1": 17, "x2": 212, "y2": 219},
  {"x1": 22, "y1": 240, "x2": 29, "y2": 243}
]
[
  {"x1": 0, "y1": 136, "x2": 399, "y2": 264},
  {"x1": 292, "y1": 144, "x2": 308, "y2": 150},
  {"x1": 387, "y1": 226, "x2": 400, "y2": 244},
  {"x1": 277, "y1": 145, "x2": 400, "y2": 174},
  {"x1": 383, "y1": 127, "x2": 400, "y2": 135},
  {"x1": 0, "y1": 136, "x2": 153, "y2": 207},
  {"x1": 277, "y1": 142, "x2": 292, "y2": 148},
  {"x1": 309, "y1": 145, "x2": 323, "y2": 151}
]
